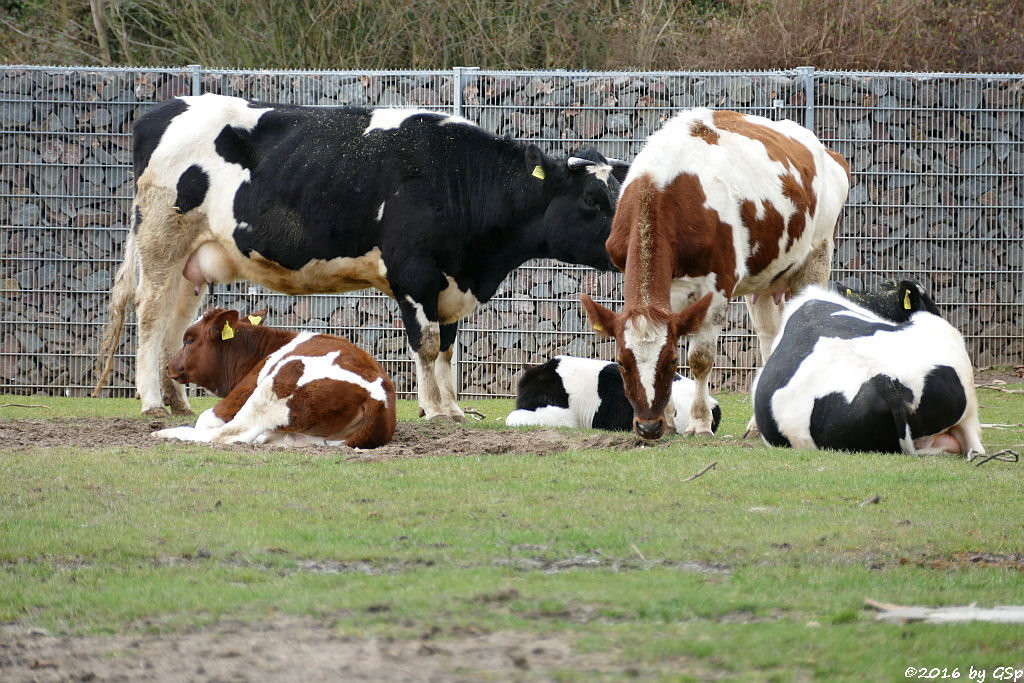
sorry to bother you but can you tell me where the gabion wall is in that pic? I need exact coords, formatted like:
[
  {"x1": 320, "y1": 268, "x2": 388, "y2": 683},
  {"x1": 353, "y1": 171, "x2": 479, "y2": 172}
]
[{"x1": 2, "y1": 65, "x2": 1021, "y2": 399}]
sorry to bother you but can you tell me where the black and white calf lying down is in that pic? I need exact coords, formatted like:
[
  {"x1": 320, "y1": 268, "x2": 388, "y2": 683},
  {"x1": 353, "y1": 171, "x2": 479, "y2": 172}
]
[
  {"x1": 752, "y1": 286, "x2": 984, "y2": 455},
  {"x1": 507, "y1": 356, "x2": 721, "y2": 434}
]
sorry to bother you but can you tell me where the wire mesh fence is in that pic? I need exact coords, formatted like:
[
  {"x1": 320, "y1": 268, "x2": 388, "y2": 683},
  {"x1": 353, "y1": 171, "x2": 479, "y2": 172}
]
[{"x1": 2, "y1": 65, "x2": 1021, "y2": 399}]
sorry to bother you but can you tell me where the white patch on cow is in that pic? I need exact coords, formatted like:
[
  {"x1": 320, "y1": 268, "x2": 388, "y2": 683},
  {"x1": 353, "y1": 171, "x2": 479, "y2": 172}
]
[
  {"x1": 363, "y1": 109, "x2": 475, "y2": 135},
  {"x1": 152, "y1": 424, "x2": 217, "y2": 442},
  {"x1": 194, "y1": 407, "x2": 225, "y2": 430},
  {"x1": 404, "y1": 296, "x2": 432, "y2": 334},
  {"x1": 143, "y1": 94, "x2": 270, "y2": 231},
  {"x1": 375, "y1": 202, "x2": 385, "y2": 222},
  {"x1": 237, "y1": 221, "x2": 251, "y2": 232},
  {"x1": 670, "y1": 273, "x2": 717, "y2": 313},
  {"x1": 586, "y1": 164, "x2": 612, "y2": 185},
  {"x1": 766, "y1": 287, "x2": 979, "y2": 451},
  {"x1": 507, "y1": 406, "x2": 578, "y2": 428},
  {"x1": 286, "y1": 349, "x2": 389, "y2": 404},
  {"x1": 437, "y1": 275, "x2": 480, "y2": 323},
  {"x1": 556, "y1": 356, "x2": 609, "y2": 427},
  {"x1": 623, "y1": 317, "x2": 669, "y2": 408}
]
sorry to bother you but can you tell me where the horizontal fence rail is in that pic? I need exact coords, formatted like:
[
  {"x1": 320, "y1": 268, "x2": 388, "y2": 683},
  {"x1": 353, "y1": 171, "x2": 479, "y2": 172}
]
[{"x1": 1, "y1": 65, "x2": 1021, "y2": 399}]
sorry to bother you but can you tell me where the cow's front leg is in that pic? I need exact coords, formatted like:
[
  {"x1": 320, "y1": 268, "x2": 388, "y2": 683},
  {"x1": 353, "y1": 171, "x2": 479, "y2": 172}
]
[
  {"x1": 398, "y1": 295, "x2": 460, "y2": 421},
  {"x1": 434, "y1": 322, "x2": 465, "y2": 421},
  {"x1": 685, "y1": 298, "x2": 726, "y2": 436}
]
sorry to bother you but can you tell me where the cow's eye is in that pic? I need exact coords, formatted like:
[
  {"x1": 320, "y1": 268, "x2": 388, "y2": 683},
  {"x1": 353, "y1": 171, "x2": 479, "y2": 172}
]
[{"x1": 183, "y1": 337, "x2": 194, "y2": 345}]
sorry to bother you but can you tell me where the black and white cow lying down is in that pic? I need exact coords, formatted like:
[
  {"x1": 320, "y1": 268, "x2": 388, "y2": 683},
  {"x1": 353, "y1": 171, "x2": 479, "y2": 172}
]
[
  {"x1": 93, "y1": 93, "x2": 629, "y2": 420},
  {"x1": 507, "y1": 356, "x2": 721, "y2": 434},
  {"x1": 752, "y1": 286, "x2": 984, "y2": 455}
]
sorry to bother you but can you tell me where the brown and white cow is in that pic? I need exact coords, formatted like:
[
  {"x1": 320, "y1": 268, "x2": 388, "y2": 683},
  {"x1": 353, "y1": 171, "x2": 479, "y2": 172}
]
[
  {"x1": 153, "y1": 308, "x2": 396, "y2": 448},
  {"x1": 581, "y1": 109, "x2": 850, "y2": 439}
]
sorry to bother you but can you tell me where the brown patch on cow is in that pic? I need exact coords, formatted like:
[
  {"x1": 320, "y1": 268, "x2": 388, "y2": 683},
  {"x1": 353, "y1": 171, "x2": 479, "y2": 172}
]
[
  {"x1": 651, "y1": 173, "x2": 739, "y2": 296},
  {"x1": 690, "y1": 120, "x2": 719, "y2": 145},
  {"x1": 271, "y1": 360, "x2": 305, "y2": 399},
  {"x1": 712, "y1": 109, "x2": 820, "y2": 249}
]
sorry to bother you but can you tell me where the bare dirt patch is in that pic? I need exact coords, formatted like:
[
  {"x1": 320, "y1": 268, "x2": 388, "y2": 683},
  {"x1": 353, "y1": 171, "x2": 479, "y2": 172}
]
[
  {"x1": 0, "y1": 416, "x2": 664, "y2": 458},
  {"x1": 0, "y1": 618, "x2": 626, "y2": 682}
]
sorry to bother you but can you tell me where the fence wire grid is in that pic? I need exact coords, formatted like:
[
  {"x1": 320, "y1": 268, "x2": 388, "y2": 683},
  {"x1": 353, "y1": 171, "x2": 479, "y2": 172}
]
[{"x1": 2, "y1": 65, "x2": 1022, "y2": 399}]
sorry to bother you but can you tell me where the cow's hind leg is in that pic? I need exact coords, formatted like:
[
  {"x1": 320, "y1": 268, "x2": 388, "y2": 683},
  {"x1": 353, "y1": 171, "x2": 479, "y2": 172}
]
[
  {"x1": 743, "y1": 293, "x2": 787, "y2": 438},
  {"x1": 134, "y1": 186, "x2": 207, "y2": 415}
]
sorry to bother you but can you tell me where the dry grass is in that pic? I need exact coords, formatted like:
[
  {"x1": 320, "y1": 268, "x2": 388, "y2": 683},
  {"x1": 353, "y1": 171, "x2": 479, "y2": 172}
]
[{"x1": 3, "y1": 0, "x2": 1021, "y2": 72}]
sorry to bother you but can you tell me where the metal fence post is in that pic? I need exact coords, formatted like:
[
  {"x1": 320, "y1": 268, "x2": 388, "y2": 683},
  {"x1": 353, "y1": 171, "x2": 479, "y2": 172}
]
[
  {"x1": 450, "y1": 66, "x2": 479, "y2": 394},
  {"x1": 452, "y1": 66, "x2": 478, "y2": 117},
  {"x1": 796, "y1": 65, "x2": 815, "y2": 131},
  {"x1": 188, "y1": 64, "x2": 203, "y2": 95}
]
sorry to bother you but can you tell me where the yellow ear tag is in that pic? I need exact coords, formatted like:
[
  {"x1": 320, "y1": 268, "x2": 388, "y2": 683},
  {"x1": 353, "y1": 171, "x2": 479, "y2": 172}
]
[
  {"x1": 247, "y1": 315, "x2": 263, "y2": 326},
  {"x1": 845, "y1": 288, "x2": 853, "y2": 296},
  {"x1": 221, "y1": 320, "x2": 235, "y2": 340},
  {"x1": 592, "y1": 323, "x2": 604, "y2": 332},
  {"x1": 532, "y1": 165, "x2": 545, "y2": 180},
  {"x1": 903, "y1": 290, "x2": 912, "y2": 310}
]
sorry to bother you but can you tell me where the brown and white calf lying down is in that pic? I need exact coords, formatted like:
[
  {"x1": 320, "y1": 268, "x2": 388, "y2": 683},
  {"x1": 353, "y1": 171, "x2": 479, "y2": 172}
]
[{"x1": 153, "y1": 309, "x2": 396, "y2": 448}]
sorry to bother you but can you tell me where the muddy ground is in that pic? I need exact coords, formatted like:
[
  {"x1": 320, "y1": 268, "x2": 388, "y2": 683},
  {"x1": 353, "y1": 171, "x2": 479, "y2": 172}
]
[{"x1": 0, "y1": 415, "x2": 664, "y2": 457}]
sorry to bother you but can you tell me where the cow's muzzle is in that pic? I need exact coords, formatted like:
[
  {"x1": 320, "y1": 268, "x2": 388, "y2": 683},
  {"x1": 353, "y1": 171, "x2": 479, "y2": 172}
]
[{"x1": 634, "y1": 418, "x2": 665, "y2": 440}]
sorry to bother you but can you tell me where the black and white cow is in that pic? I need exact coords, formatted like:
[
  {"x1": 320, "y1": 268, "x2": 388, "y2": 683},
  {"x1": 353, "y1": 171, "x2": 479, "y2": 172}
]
[
  {"x1": 830, "y1": 279, "x2": 941, "y2": 322},
  {"x1": 752, "y1": 286, "x2": 984, "y2": 455},
  {"x1": 507, "y1": 356, "x2": 721, "y2": 434},
  {"x1": 93, "y1": 94, "x2": 629, "y2": 419}
]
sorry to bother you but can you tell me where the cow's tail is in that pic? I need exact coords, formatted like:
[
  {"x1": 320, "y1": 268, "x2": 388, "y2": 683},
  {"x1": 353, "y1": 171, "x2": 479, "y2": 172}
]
[
  {"x1": 91, "y1": 223, "x2": 139, "y2": 396},
  {"x1": 872, "y1": 375, "x2": 916, "y2": 454}
]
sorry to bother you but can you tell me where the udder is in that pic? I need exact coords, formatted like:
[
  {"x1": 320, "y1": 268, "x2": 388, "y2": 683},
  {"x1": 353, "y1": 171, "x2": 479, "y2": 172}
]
[{"x1": 183, "y1": 241, "x2": 237, "y2": 295}]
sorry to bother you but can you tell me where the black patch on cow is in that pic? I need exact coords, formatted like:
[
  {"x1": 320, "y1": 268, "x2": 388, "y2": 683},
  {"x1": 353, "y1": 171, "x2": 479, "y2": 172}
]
[
  {"x1": 592, "y1": 364, "x2": 635, "y2": 430},
  {"x1": 439, "y1": 322, "x2": 459, "y2": 353},
  {"x1": 132, "y1": 97, "x2": 189, "y2": 180},
  {"x1": 214, "y1": 124, "x2": 258, "y2": 170},
  {"x1": 907, "y1": 365, "x2": 967, "y2": 439},
  {"x1": 710, "y1": 403, "x2": 722, "y2": 434},
  {"x1": 807, "y1": 375, "x2": 913, "y2": 453},
  {"x1": 514, "y1": 359, "x2": 570, "y2": 411},
  {"x1": 175, "y1": 165, "x2": 209, "y2": 214}
]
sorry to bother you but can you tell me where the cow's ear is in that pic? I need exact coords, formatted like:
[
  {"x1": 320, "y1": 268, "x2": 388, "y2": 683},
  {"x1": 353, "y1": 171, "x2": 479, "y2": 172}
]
[
  {"x1": 580, "y1": 294, "x2": 618, "y2": 339},
  {"x1": 524, "y1": 144, "x2": 548, "y2": 181},
  {"x1": 608, "y1": 158, "x2": 631, "y2": 183},
  {"x1": 208, "y1": 309, "x2": 241, "y2": 341},
  {"x1": 246, "y1": 310, "x2": 268, "y2": 326},
  {"x1": 670, "y1": 292, "x2": 714, "y2": 338}
]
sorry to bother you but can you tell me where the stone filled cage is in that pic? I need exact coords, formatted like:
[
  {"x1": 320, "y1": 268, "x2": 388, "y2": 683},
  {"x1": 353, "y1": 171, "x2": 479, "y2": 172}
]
[{"x1": 2, "y1": 65, "x2": 1022, "y2": 400}]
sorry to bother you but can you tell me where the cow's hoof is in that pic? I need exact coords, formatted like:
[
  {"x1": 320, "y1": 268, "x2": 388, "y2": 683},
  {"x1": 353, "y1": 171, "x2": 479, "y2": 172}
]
[
  {"x1": 142, "y1": 406, "x2": 169, "y2": 417},
  {"x1": 170, "y1": 406, "x2": 195, "y2": 417},
  {"x1": 684, "y1": 427, "x2": 714, "y2": 437},
  {"x1": 423, "y1": 412, "x2": 465, "y2": 423},
  {"x1": 743, "y1": 425, "x2": 762, "y2": 439}
]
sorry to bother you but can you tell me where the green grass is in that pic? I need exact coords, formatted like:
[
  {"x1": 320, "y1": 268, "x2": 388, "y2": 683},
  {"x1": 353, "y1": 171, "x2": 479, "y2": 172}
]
[{"x1": 2, "y1": 385, "x2": 1023, "y2": 679}]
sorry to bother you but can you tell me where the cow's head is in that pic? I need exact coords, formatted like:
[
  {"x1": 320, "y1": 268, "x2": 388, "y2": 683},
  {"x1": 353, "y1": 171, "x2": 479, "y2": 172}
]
[
  {"x1": 528, "y1": 144, "x2": 629, "y2": 272},
  {"x1": 581, "y1": 293, "x2": 713, "y2": 439},
  {"x1": 833, "y1": 278, "x2": 941, "y2": 322},
  {"x1": 167, "y1": 308, "x2": 269, "y2": 397}
]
